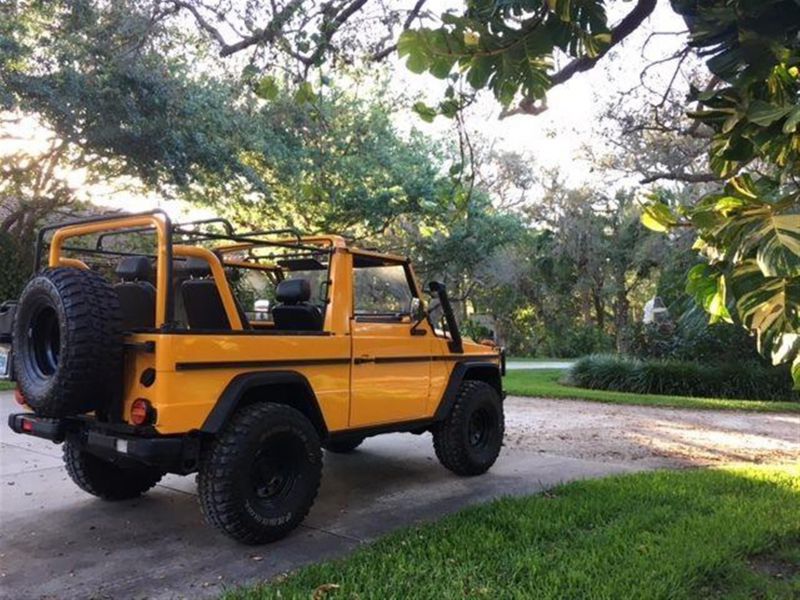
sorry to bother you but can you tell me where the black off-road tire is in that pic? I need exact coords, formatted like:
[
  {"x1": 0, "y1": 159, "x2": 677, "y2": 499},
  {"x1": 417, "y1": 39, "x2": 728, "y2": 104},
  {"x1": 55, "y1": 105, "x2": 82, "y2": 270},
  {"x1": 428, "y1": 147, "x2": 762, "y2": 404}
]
[
  {"x1": 198, "y1": 403, "x2": 323, "y2": 545},
  {"x1": 63, "y1": 440, "x2": 164, "y2": 500},
  {"x1": 323, "y1": 437, "x2": 364, "y2": 453},
  {"x1": 13, "y1": 268, "x2": 123, "y2": 417},
  {"x1": 432, "y1": 380, "x2": 504, "y2": 476}
]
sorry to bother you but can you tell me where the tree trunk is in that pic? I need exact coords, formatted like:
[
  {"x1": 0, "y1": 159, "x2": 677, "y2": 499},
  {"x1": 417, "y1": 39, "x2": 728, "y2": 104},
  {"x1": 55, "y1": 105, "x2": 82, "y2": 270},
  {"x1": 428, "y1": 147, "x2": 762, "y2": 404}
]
[{"x1": 614, "y1": 291, "x2": 630, "y2": 354}]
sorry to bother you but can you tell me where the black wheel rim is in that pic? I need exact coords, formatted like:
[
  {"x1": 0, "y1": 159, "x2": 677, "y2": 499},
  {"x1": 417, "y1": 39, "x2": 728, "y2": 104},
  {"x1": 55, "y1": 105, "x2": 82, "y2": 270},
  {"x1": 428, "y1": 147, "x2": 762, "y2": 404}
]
[
  {"x1": 468, "y1": 407, "x2": 495, "y2": 449},
  {"x1": 28, "y1": 304, "x2": 60, "y2": 377},
  {"x1": 248, "y1": 432, "x2": 305, "y2": 509}
]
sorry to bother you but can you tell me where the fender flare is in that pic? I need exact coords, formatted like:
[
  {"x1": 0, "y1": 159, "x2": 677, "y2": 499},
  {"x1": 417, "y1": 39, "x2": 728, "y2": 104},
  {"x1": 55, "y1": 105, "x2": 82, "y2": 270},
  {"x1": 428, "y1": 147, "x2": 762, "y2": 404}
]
[
  {"x1": 433, "y1": 361, "x2": 503, "y2": 421},
  {"x1": 200, "y1": 370, "x2": 328, "y2": 435}
]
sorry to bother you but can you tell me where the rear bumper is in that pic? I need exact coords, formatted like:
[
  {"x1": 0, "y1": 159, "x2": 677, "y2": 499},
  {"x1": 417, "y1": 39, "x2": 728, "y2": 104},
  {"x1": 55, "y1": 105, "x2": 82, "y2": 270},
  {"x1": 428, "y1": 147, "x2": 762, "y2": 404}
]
[{"x1": 8, "y1": 413, "x2": 200, "y2": 474}]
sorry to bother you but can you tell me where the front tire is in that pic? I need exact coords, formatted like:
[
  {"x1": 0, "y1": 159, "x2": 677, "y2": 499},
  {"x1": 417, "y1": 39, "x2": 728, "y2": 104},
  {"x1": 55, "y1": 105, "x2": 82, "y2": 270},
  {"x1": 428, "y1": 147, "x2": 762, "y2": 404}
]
[
  {"x1": 198, "y1": 403, "x2": 323, "y2": 545},
  {"x1": 63, "y1": 440, "x2": 164, "y2": 500},
  {"x1": 433, "y1": 380, "x2": 504, "y2": 476}
]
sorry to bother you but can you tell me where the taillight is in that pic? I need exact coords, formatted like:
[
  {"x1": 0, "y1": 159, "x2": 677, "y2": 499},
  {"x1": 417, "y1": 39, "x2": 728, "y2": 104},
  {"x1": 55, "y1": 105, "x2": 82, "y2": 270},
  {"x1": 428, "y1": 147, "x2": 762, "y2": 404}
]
[
  {"x1": 14, "y1": 387, "x2": 26, "y2": 406},
  {"x1": 130, "y1": 398, "x2": 154, "y2": 426}
]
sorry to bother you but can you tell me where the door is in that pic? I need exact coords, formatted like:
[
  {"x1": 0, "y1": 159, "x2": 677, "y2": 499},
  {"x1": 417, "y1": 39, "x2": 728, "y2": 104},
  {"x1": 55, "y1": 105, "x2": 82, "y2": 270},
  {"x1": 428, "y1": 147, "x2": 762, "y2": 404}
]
[{"x1": 349, "y1": 256, "x2": 432, "y2": 427}]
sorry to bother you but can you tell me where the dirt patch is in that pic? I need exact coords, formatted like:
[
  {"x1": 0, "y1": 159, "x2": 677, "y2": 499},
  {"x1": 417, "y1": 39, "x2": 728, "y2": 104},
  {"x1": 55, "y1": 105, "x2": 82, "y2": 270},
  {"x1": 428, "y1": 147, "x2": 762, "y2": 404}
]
[
  {"x1": 748, "y1": 553, "x2": 800, "y2": 580},
  {"x1": 504, "y1": 396, "x2": 800, "y2": 467}
]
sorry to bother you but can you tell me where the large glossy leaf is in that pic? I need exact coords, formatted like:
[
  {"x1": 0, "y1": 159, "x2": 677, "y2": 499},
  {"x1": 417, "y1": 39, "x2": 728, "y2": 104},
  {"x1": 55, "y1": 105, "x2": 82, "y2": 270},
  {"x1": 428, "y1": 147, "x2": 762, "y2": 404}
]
[
  {"x1": 685, "y1": 264, "x2": 732, "y2": 323},
  {"x1": 730, "y1": 260, "x2": 800, "y2": 363}
]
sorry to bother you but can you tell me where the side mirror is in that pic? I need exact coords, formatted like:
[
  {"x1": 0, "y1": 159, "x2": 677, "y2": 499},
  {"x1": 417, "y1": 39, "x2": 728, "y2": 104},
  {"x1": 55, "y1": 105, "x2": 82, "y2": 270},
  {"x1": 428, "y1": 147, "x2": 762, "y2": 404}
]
[{"x1": 410, "y1": 297, "x2": 425, "y2": 321}]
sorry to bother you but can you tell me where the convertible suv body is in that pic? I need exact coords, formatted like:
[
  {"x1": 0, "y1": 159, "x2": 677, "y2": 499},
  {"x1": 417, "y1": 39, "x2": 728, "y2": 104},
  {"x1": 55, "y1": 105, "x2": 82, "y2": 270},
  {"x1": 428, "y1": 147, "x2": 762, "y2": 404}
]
[{"x1": 1, "y1": 210, "x2": 505, "y2": 543}]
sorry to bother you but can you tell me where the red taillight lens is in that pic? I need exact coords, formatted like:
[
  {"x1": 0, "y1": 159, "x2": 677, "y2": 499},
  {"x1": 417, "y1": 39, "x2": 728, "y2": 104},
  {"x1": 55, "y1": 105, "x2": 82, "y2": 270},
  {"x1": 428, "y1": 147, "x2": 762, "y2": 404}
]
[
  {"x1": 14, "y1": 387, "x2": 26, "y2": 406},
  {"x1": 130, "y1": 398, "x2": 153, "y2": 426},
  {"x1": 21, "y1": 418, "x2": 33, "y2": 432}
]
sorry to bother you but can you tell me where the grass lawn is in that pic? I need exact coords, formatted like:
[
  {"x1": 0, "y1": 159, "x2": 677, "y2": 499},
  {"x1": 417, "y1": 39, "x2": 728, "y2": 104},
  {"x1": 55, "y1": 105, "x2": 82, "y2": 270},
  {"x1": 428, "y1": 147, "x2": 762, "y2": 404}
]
[
  {"x1": 0, "y1": 381, "x2": 14, "y2": 392},
  {"x1": 506, "y1": 356, "x2": 574, "y2": 363},
  {"x1": 224, "y1": 465, "x2": 800, "y2": 599},
  {"x1": 504, "y1": 369, "x2": 800, "y2": 413}
]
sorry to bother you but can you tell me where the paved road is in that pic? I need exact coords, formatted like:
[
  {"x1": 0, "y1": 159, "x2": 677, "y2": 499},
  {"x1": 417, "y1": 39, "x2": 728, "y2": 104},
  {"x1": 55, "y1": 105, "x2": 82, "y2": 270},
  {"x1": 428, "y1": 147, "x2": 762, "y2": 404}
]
[
  {"x1": 505, "y1": 360, "x2": 574, "y2": 370},
  {"x1": 0, "y1": 391, "x2": 641, "y2": 600}
]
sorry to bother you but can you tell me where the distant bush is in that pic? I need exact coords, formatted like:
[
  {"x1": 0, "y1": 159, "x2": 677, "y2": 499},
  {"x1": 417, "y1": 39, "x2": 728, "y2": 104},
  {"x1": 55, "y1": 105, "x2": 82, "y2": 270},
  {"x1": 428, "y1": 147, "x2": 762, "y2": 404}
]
[
  {"x1": 536, "y1": 324, "x2": 614, "y2": 359},
  {"x1": 629, "y1": 309, "x2": 763, "y2": 365},
  {"x1": 568, "y1": 354, "x2": 798, "y2": 402}
]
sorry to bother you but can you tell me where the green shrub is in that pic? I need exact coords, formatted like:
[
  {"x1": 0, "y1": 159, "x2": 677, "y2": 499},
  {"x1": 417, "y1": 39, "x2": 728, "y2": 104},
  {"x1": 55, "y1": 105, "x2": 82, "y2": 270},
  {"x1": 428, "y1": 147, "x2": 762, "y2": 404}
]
[
  {"x1": 568, "y1": 354, "x2": 798, "y2": 402},
  {"x1": 536, "y1": 323, "x2": 614, "y2": 358},
  {"x1": 629, "y1": 308, "x2": 763, "y2": 365}
]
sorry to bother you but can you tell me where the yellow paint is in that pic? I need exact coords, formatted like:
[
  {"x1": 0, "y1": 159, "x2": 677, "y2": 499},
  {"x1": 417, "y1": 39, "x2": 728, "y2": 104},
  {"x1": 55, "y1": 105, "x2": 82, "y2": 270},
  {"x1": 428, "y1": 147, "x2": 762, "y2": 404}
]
[{"x1": 47, "y1": 215, "x2": 501, "y2": 435}]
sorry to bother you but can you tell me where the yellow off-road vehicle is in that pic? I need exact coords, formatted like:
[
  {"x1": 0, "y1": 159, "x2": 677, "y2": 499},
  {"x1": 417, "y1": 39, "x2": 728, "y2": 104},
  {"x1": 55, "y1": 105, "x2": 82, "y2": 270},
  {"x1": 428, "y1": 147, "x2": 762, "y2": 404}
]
[{"x1": 1, "y1": 211, "x2": 505, "y2": 544}]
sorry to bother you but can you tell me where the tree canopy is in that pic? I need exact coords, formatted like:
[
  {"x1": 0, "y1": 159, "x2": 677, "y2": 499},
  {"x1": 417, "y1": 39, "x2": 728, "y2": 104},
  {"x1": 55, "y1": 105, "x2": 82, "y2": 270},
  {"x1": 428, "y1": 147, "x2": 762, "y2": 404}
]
[{"x1": 2, "y1": 0, "x2": 799, "y2": 383}]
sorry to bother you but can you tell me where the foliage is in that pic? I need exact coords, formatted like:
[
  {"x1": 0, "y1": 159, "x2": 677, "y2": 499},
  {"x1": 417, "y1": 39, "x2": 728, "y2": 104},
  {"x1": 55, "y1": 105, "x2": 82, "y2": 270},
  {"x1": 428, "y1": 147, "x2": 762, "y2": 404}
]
[
  {"x1": 569, "y1": 354, "x2": 797, "y2": 402},
  {"x1": 1, "y1": 1, "x2": 259, "y2": 191},
  {"x1": 397, "y1": 1, "x2": 611, "y2": 110},
  {"x1": 629, "y1": 310, "x2": 763, "y2": 365},
  {"x1": 226, "y1": 466, "x2": 800, "y2": 599},
  {"x1": 503, "y1": 369, "x2": 800, "y2": 412},
  {"x1": 469, "y1": 186, "x2": 664, "y2": 356},
  {"x1": 641, "y1": 1, "x2": 800, "y2": 386},
  {"x1": 0, "y1": 231, "x2": 28, "y2": 301}
]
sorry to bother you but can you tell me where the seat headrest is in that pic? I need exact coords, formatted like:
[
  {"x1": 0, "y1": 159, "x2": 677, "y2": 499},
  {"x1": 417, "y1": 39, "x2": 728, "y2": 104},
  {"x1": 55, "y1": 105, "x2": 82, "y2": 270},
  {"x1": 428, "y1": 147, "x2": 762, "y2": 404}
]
[
  {"x1": 116, "y1": 256, "x2": 153, "y2": 282},
  {"x1": 276, "y1": 279, "x2": 311, "y2": 304},
  {"x1": 178, "y1": 257, "x2": 212, "y2": 278}
]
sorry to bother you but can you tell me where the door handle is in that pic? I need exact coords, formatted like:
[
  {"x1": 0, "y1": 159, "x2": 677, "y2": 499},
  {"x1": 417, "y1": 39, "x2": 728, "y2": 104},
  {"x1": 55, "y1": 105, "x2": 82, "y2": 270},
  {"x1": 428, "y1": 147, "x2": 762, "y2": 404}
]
[{"x1": 354, "y1": 355, "x2": 375, "y2": 364}]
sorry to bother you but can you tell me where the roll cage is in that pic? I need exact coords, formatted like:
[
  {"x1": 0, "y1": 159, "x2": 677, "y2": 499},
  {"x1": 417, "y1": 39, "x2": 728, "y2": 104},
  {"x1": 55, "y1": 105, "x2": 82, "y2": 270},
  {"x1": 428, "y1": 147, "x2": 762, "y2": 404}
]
[{"x1": 34, "y1": 209, "x2": 344, "y2": 331}]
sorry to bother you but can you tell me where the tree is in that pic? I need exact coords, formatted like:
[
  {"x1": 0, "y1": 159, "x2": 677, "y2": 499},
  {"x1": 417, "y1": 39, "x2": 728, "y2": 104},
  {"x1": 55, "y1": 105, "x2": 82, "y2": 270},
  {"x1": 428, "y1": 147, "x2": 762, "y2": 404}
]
[{"x1": 640, "y1": 2, "x2": 800, "y2": 383}]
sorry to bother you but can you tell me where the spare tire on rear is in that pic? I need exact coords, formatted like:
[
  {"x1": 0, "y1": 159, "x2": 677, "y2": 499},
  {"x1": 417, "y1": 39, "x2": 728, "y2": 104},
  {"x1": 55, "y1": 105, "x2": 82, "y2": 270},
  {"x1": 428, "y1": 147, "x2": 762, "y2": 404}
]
[{"x1": 13, "y1": 268, "x2": 123, "y2": 417}]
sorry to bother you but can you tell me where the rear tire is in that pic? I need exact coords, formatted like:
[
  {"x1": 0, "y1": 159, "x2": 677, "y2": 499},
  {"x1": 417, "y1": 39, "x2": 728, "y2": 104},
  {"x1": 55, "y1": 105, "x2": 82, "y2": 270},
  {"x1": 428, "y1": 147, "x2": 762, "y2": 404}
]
[
  {"x1": 433, "y1": 380, "x2": 504, "y2": 476},
  {"x1": 63, "y1": 440, "x2": 164, "y2": 500},
  {"x1": 198, "y1": 403, "x2": 323, "y2": 545},
  {"x1": 323, "y1": 437, "x2": 363, "y2": 453},
  {"x1": 13, "y1": 268, "x2": 123, "y2": 417}
]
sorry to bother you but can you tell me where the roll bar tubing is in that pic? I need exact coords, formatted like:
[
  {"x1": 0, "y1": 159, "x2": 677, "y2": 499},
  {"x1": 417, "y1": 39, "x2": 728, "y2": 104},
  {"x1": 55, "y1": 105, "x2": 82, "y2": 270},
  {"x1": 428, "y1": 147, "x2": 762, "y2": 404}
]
[{"x1": 34, "y1": 210, "x2": 325, "y2": 330}]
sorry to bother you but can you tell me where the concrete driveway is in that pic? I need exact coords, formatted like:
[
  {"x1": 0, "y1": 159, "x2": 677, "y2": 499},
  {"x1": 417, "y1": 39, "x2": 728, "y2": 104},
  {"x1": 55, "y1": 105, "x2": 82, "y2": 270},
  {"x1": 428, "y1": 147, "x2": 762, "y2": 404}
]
[{"x1": 0, "y1": 391, "x2": 642, "y2": 600}]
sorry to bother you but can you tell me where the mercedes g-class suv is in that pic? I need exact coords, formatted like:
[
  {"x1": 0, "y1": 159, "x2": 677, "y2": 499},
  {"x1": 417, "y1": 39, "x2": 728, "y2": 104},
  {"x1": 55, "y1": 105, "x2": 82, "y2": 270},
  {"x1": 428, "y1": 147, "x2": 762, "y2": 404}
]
[{"x1": 0, "y1": 211, "x2": 505, "y2": 544}]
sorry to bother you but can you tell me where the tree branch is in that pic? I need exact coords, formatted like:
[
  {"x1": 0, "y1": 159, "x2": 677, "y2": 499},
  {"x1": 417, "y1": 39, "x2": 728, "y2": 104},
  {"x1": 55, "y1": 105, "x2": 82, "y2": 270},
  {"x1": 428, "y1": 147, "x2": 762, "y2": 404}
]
[
  {"x1": 301, "y1": 0, "x2": 370, "y2": 71},
  {"x1": 550, "y1": 0, "x2": 657, "y2": 87},
  {"x1": 639, "y1": 171, "x2": 723, "y2": 184},
  {"x1": 502, "y1": 0, "x2": 657, "y2": 118},
  {"x1": 174, "y1": 0, "x2": 307, "y2": 57},
  {"x1": 372, "y1": 0, "x2": 429, "y2": 61}
]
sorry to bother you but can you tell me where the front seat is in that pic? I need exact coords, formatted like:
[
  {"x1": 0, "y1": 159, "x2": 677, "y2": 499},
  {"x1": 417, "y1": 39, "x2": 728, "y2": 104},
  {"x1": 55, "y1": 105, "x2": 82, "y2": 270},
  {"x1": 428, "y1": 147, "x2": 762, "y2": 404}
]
[
  {"x1": 114, "y1": 256, "x2": 156, "y2": 330},
  {"x1": 272, "y1": 279, "x2": 323, "y2": 331}
]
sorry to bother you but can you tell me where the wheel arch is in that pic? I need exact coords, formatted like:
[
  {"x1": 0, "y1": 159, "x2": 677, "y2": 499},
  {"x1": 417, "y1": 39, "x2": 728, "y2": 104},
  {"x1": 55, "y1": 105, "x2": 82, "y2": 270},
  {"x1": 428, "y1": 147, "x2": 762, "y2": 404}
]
[
  {"x1": 200, "y1": 371, "x2": 328, "y2": 437},
  {"x1": 434, "y1": 361, "x2": 503, "y2": 421}
]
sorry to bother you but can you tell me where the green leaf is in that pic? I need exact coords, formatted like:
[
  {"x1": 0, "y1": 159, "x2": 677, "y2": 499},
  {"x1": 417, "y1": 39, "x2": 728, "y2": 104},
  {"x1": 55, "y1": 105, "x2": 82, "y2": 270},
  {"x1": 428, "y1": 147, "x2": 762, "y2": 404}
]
[
  {"x1": 755, "y1": 213, "x2": 800, "y2": 277},
  {"x1": 254, "y1": 76, "x2": 279, "y2": 101},
  {"x1": 438, "y1": 99, "x2": 460, "y2": 118},
  {"x1": 782, "y1": 106, "x2": 800, "y2": 133},
  {"x1": 686, "y1": 264, "x2": 732, "y2": 324},
  {"x1": 793, "y1": 355, "x2": 800, "y2": 389},
  {"x1": 746, "y1": 100, "x2": 793, "y2": 127},
  {"x1": 640, "y1": 202, "x2": 677, "y2": 232},
  {"x1": 467, "y1": 55, "x2": 494, "y2": 89},
  {"x1": 294, "y1": 81, "x2": 316, "y2": 104},
  {"x1": 731, "y1": 261, "x2": 800, "y2": 364},
  {"x1": 412, "y1": 101, "x2": 437, "y2": 123}
]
